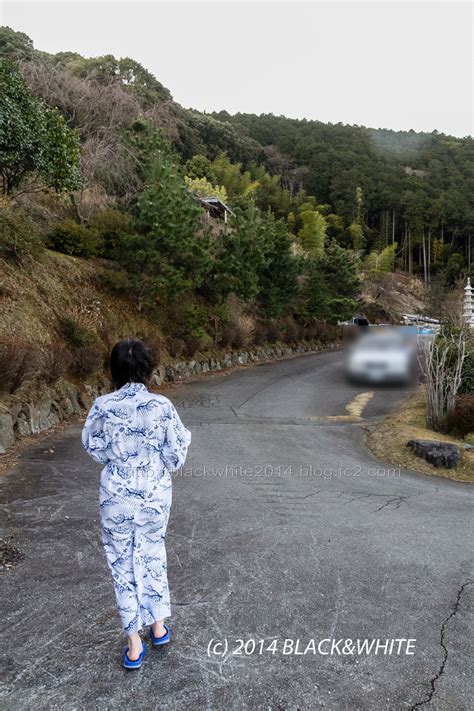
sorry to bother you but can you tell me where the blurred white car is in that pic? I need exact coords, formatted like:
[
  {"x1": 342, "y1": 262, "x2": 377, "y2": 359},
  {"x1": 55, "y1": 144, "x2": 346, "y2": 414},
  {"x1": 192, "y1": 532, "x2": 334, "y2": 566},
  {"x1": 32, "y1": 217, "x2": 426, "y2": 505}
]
[{"x1": 344, "y1": 329, "x2": 417, "y2": 385}]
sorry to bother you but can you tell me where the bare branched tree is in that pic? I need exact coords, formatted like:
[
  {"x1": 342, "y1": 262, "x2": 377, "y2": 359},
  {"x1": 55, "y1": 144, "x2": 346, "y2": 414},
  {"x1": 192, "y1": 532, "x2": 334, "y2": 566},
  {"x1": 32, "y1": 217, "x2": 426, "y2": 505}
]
[
  {"x1": 418, "y1": 329, "x2": 468, "y2": 431},
  {"x1": 19, "y1": 59, "x2": 144, "y2": 200},
  {"x1": 18, "y1": 59, "x2": 191, "y2": 205},
  {"x1": 19, "y1": 59, "x2": 142, "y2": 135}
]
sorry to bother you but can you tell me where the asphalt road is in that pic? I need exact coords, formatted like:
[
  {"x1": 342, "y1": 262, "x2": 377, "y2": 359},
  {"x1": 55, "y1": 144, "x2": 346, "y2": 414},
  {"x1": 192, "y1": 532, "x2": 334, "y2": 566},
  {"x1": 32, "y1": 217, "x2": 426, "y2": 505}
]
[{"x1": 1, "y1": 349, "x2": 473, "y2": 710}]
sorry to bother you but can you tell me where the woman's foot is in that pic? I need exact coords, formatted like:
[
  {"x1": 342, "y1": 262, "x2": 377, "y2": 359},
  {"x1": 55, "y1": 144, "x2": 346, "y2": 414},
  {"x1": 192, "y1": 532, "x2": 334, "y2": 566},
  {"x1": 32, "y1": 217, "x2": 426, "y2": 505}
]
[
  {"x1": 152, "y1": 620, "x2": 166, "y2": 638},
  {"x1": 150, "y1": 622, "x2": 171, "y2": 646},
  {"x1": 127, "y1": 632, "x2": 144, "y2": 661},
  {"x1": 123, "y1": 640, "x2": 147, "y2": 669}
]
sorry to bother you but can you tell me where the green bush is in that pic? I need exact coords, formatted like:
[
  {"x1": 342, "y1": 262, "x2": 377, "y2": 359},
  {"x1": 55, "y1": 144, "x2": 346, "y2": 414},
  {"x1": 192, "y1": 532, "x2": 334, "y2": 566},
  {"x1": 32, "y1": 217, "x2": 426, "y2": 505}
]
[
  {"x1": 0, "y1": 59, "x2": 80, "y2": 195},
  {"x1": 47, "y1": 220, "x2": 103, "y2": 257},
  {"x1": 59, "y1": 317, "x2": 97, "y2": 348},
  {"x1": 98, "y1": 268, "x2": 131, "y2": 294},
  {"x1": 160, "y1": 301, "x2": 213, "y2": 354},
  {"x1": 183, "y1": 313, "x2": 213, "y2": 355},
  {"x1": 0, "y1": 206, "x2": 42, "y2": 259},
  {"x1": 89, "y1": 208, "x2": 131, "y2": 258}
]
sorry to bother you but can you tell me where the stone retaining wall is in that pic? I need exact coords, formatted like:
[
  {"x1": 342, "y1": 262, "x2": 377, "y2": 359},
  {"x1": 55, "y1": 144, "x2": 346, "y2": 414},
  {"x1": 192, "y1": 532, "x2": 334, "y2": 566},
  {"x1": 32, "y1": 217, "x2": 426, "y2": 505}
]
[{"x1": 0, "y1": 339, "x2": 341, "y2": 453}]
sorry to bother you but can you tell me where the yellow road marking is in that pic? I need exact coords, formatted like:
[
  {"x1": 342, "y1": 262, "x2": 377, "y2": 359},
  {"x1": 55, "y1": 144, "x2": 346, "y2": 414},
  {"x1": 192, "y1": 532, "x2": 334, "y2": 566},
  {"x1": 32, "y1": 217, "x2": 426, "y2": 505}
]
[
  {"x1": 307, "y1": 391, "x2": 375, "y2": 422},
  {"x1": 346, "y1": 391, "x2": 375, "y2": 418}
]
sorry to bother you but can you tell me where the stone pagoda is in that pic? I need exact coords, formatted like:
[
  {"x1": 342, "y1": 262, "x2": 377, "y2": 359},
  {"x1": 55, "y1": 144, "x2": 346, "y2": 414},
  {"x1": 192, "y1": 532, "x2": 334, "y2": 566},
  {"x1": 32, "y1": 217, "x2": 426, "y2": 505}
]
[{"x1": 464, "y1": 277, "x2": 474, "y2": 328}]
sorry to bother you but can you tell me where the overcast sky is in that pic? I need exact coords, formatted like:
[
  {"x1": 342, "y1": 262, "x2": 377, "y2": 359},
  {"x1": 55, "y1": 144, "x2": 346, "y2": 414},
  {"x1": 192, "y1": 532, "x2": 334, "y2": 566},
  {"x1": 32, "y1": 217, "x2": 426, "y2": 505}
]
[{"x1": 1, "y1": 1, "x2": 472, "y2": 137}]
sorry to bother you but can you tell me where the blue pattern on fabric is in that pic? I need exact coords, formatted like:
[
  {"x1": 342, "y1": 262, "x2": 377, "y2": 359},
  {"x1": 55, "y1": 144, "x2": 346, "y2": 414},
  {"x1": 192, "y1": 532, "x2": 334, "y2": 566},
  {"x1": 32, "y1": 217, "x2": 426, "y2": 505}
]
[{"x1": 81, "y1": 382, "x2": 191, "y2": 633}]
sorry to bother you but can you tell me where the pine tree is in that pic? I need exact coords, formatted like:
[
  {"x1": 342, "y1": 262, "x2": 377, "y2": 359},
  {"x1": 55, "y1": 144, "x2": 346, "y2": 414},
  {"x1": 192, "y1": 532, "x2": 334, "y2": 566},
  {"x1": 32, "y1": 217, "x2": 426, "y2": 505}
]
[
  {"x1": 115, "y1": 145, "x2": 209, "y2": 305},
  {"x1": 212, "y1": 201, "x2": 269, "y2": 301},
  {"x1": 257, "y1": 216, "x2": 299, "y2": 318}
]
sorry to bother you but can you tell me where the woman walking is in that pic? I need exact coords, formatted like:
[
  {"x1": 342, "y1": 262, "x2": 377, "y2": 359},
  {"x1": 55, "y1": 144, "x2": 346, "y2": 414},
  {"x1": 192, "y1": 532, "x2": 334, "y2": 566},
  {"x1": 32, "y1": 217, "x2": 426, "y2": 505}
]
[{"x1": 81, "y1": 338, "x2": 191, "y2": 669}]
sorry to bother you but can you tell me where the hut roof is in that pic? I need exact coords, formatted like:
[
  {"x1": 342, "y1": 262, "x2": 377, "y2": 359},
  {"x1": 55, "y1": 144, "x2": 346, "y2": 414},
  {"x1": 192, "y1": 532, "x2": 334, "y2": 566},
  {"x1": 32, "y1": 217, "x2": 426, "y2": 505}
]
[{"x1": 197, "y1": 196, "x2": 235, "y2": 219}]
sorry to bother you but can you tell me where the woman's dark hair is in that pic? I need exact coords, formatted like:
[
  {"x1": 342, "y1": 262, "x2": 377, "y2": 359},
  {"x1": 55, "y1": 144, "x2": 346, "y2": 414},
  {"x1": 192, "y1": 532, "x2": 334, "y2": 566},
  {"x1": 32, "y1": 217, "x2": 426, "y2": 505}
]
[{"x1": 109, "y1": 338, "x2": 154, "y2": 389}]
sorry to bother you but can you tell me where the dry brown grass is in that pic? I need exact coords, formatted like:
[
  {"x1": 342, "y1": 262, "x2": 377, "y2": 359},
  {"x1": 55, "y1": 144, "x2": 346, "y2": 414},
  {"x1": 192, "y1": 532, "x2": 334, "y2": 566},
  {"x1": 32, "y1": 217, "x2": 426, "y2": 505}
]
[
  {"x1": 366, "y1": 387, "x2": 474, "y2": 483},
  {"x1": 0, "y1": 250, "x2": 152, "y2": 347},
  {"x1": 224, "y1": 294, "x2": 256, "y2": 348}
]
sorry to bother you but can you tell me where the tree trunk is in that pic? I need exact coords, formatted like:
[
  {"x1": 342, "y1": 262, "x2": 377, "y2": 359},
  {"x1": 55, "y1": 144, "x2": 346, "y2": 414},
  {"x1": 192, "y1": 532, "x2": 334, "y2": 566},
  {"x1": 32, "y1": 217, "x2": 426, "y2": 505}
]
[
  {"x1": 70, "y1": 193, "x2": 83, "y2": 224},
  {"x1": 422, "y1": 227, "x2": 428, "y2": 285},
  {"x1": 403, "y1": 219, "x2": 407, "y2": 270},
  {"x1": 441, "y1": 221, "x2": 444, "y2": 265},
  {"x1": 427, "y1": 227, "x2": 431, "y2": 283},
  {"x1": 408, "y1": 228, "x2": 413, "y2": 274}
]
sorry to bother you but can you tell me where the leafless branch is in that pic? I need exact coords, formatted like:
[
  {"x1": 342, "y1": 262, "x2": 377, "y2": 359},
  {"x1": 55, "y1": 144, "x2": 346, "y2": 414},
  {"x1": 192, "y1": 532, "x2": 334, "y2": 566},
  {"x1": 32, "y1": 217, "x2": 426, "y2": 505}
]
[{"x1": 418, "y1": 330, "x2": 468, "y2": 431}]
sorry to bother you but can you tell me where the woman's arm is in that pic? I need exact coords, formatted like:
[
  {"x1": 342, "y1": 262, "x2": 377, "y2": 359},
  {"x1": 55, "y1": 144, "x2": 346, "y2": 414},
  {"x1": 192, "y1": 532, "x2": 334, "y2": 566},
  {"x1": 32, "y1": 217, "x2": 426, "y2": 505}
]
[
  {"x1": 160, "y1": 403, "x2": 192, "y2": 472},
  {"x1": 81, "y1": 399, "x2": 110, "y2": 464}
]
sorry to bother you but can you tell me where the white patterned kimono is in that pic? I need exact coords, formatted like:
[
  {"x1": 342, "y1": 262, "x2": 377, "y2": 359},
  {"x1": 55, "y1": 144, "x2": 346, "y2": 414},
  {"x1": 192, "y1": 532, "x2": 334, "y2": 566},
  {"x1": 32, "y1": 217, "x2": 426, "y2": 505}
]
[{"x1": 81, "y1": 382, "x2": 191, "y2": 634}]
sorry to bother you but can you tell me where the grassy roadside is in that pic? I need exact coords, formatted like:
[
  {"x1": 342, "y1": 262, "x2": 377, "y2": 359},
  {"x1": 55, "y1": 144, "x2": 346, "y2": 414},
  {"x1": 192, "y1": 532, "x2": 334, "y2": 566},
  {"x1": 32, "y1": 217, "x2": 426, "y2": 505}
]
[{"x1": 366, "y1": 387, "x2": 474, "y2": 483}]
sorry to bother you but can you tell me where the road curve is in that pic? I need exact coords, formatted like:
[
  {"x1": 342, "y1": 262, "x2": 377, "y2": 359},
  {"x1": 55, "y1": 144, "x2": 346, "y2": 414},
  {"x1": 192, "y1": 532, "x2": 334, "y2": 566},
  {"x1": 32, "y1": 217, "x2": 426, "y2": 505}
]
[{"x1": 1, "y1": 349, "x2": 473, "y2": 709}]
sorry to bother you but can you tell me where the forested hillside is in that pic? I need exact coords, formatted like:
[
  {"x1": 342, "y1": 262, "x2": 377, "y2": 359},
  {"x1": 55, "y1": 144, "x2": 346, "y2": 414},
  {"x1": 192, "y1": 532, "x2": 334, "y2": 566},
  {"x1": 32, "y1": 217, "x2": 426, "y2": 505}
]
[
  {"x1": 1, "y1": 25, "x2": 472, "y2": 382},
  {"x1": 213, "y1": 112, "x2": 473, "y2": 276}
]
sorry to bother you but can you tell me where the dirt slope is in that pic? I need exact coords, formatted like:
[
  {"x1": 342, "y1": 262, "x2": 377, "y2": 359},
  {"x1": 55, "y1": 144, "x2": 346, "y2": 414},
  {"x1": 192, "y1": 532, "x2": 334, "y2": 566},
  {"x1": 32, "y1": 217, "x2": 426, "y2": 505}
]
[
  {"x1": 360, "y1": 271, "x2": 426, "y2": 322},
  {"x1": 1, "y1": 250, "x2": 152, "y2": 346}
]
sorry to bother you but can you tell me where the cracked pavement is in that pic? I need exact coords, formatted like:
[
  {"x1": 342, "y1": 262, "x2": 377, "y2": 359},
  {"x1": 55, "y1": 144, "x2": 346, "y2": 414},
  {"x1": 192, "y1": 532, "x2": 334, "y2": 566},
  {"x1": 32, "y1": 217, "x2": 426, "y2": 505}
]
[
  {"x1": 1, "y1": 349, "x2": 473, "y2": 709},
  {"x1": 410, "y1": 580, "x2": 473, "y2": 710}
]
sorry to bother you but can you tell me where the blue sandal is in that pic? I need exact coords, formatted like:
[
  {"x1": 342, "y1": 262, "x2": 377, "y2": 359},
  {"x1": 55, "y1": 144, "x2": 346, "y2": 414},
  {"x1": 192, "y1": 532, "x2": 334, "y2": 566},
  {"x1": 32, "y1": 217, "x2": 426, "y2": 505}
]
[
  {"x1": 123, "y1": 640, "x2": 147, "y2": 669},
  {"x1": 150, "y1": 624, "x2": 171, "y2": 646}
]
